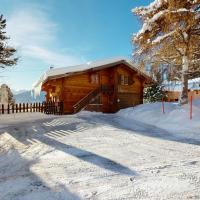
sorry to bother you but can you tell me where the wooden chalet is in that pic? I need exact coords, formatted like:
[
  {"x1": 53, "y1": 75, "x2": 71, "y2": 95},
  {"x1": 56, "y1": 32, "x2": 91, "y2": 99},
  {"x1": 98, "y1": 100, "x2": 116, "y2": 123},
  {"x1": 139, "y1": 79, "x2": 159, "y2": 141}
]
[{"x1": 33, "y1": 58, "x2": 152, "y2": 114}]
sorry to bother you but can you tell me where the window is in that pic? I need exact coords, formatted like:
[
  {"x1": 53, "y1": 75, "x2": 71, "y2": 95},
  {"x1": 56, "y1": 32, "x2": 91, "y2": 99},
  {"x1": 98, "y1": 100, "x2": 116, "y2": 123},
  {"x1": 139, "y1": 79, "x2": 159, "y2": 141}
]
[
  {"x1": 120, "y1": 75, "x2": 129, "y2": 85},
  {"x1": 91, "y1": 74, "x2": 99, "y2": 84}
]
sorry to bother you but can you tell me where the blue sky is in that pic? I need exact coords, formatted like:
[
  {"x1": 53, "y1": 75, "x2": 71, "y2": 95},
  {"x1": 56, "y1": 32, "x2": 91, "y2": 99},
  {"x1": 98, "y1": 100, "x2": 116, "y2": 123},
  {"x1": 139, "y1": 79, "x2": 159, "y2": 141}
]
[{"x1": 1, "y1": 0, "x2": 152, "y2": 90}]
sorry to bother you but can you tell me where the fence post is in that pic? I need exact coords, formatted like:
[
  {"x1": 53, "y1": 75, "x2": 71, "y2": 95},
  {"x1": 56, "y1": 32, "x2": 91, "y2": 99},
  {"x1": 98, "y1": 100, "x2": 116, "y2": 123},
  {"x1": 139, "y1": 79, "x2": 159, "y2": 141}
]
[
  {"x1": 43, "y1": 102, "x2": 46, "y2": 114},
  {"x1": 50, "y1": 101, "x2": 53, "y2": 114},
  {"x1": 12, "y1": 104, "x2": 14, "y2": 113},
  {"x1": 7, "y1": 104, "x2": 10, "y2": 114},
  {"x1": 39, "y1": 103, "x2": 41, "y2": 112},
  {"x1": 2, "y1": 104, "x2": 4, "y2": 114},
  {"x1": 62, "y1": 102, "x2": 64, "y2": 115},
  {"x1": 58, "y1": 102, "x2": 63, "y2": 115},
  {"x1": 162, "y1": 97, "x2": 165, "y2": 114},
  {"x1": 23, "y1": 103, "x2": 25, "y2": 112},
  {"x1": 57, "y1": 102, "x2": 59, "y2": 114},
  {"x1": 48, "y1": 102, "x2": 50, "y2": 114},
  {"x1": 26, "y1": 103, "x2": 29, "y2": 112},
  {"x1": 190, "y1": 95, "x2": 193, "y2": 120},
  {"x1": 19, "y1": 103, "x2": 21, "y2": 113},
  {"x1": 44, "y1": 101, "x2": 49, "y2": 114},
  {"x1": 16, "y1": 104, "x2": 18, "y2": 113},
  {"x1": 53, "y1": 101, "x2": 57, "y2": 115},
  {"x1": 41, "y1": 103, "x2": 43, "y2": 112}
]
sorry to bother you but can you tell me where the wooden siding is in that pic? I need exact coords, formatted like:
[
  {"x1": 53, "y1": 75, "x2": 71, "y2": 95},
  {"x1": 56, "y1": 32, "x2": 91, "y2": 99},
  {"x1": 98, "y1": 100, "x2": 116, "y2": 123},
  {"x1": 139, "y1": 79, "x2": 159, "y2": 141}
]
[
  {"x1": 118, "y1": 93, "x2": 141, "y2": 109},
  {"x1": 62, "y1": 73, "x2": 97, "y2": 113},
  {"x1": 116, "y1": 65, "x2": 144, "y2": 109}
]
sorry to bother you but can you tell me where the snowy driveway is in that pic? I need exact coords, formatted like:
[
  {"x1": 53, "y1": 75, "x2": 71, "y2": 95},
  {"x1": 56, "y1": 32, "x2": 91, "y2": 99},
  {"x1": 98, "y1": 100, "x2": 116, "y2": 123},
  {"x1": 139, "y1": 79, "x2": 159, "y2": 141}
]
[{"x1": 0, "y1": 112, "x2": 200, "y2": 199}]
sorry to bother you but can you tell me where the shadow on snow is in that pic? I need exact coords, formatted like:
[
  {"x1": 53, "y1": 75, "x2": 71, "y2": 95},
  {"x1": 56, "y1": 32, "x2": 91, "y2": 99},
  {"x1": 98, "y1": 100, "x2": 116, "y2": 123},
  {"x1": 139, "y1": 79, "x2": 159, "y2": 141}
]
[
  {"x1": 0, "y1": 149, "x2": 81, "y2": 200},
  {"x1": 1, "y1": 117, "x2": 136, "y2": 177}
]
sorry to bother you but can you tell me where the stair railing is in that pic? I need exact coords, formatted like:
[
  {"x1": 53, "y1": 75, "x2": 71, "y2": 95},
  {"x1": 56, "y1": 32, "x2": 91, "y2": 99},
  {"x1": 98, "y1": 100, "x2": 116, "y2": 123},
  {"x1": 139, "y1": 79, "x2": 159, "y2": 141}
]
[{"x1": 73, "y1": 87, "x2": 101, "y2": 113}]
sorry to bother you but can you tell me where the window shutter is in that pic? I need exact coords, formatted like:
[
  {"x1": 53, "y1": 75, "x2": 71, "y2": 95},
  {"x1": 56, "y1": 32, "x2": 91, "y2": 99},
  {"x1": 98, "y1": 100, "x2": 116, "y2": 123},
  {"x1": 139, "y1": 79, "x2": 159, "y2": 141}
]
[
  {"x1": 89, "y1": 73, "x2": 92, "y2": 83},
  {"x1": 128, "y1": 76, "x2": 131, "y2": 85},
  {"x1": 118, "y1": 75, "x2": 122, "y2": 85},
  {"x1": 128, "y1": 76, "x2": 134, "y2": 85}
]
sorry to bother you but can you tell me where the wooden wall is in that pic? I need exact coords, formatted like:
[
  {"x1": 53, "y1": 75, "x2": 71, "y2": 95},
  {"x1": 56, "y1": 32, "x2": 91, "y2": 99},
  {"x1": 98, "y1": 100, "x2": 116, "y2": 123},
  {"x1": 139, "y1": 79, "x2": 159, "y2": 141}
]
[
  {"x1": 42, "y1": 63, "x2": 145, "y2": 114},
  {"x1": 63, "y1": 74, "x2": 97, "y2": 113},
  {"x1": 116, "y1": 65, "x2": 144, "y2": 110}
]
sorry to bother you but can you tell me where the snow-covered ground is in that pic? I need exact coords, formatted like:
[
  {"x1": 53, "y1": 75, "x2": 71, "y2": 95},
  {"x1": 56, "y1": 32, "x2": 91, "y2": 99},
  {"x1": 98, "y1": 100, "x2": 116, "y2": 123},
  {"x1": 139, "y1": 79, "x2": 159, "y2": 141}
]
[
  {"x1": 0, "y1": 103, "x2": 200, "y2": 200},
  {"x1": 118, "y1": 99, "x2": 200, "y2": 140}
]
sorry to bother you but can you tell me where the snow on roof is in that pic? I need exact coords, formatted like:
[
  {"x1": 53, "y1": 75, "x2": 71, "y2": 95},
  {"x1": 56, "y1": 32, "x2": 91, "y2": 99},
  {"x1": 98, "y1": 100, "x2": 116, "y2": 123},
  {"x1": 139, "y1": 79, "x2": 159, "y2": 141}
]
[
  {"x1": 32, "y1": 57, "x2": 151, "y2": 97},
  {"x1": 164, "y1": 78, "x2": 200, "y2": 92}
]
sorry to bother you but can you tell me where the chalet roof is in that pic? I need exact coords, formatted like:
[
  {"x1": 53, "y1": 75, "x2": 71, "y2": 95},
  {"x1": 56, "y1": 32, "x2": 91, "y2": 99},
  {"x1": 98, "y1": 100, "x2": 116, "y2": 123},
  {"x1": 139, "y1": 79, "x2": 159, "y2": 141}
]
[{"x1": 32, "y1": 57, "x2": 152, "y2": 96}]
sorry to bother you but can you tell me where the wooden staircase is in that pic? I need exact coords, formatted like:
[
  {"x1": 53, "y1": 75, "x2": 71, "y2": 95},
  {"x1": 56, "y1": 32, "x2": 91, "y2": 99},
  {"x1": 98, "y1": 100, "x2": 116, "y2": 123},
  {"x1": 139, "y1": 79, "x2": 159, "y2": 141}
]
[{"x1": 73, "y1": 87, "x2": 101, "y2": 113}]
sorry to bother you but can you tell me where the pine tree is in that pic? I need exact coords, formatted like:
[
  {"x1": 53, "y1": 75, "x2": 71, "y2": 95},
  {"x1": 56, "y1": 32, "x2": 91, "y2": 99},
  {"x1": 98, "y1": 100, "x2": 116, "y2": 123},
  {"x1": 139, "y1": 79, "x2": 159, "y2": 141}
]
[
  {"x1": 0, "y1": 14, "x2": 18, "y2": 68},
  {"x1": 144, "y1": 83, "x2": 166, "y2": 103},
  {"x1": 133, "y1": 0, "x2": 200, "y2": 105},
  {"x1": 144, "y1": 67, "x2": 167, "y2": 103}
]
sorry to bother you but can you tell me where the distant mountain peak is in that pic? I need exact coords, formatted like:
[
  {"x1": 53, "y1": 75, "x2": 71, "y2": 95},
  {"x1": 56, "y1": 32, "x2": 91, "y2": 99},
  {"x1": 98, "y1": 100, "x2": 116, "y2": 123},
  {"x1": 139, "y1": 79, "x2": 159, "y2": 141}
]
[
  {"x1": 12, "y1": 89, "x2": 28, "y2": 95},
  {"x1": 14, "y1": 90, "x2": 45, "y2": 103}
]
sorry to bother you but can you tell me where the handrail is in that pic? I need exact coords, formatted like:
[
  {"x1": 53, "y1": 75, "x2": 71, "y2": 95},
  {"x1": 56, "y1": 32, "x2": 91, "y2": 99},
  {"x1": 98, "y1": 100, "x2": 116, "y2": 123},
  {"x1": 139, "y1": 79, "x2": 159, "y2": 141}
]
[
  {"x1": 73, "y1": 87, "x2": 101, "y2": 113},
  {"x1": 73, "y1": 84, "x2": 114, "y2": 113}
]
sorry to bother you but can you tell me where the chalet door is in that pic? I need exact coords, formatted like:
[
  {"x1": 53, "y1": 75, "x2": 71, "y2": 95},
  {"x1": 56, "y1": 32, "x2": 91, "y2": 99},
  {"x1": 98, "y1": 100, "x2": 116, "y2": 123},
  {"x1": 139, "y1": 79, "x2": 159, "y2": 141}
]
[{"x1": 100, "y1": 70, "x2": 116, "y2": 113}]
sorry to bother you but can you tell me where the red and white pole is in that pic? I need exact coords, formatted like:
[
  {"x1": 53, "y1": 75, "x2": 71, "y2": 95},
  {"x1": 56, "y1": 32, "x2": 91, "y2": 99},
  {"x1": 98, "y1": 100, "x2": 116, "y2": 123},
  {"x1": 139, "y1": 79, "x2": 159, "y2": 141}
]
[
  {"x1": 190, "y1": 95, "x2": 193, "y2": 120},
  {"x1": 162, "y1": 97, "x2": 165, "y2": 114}
]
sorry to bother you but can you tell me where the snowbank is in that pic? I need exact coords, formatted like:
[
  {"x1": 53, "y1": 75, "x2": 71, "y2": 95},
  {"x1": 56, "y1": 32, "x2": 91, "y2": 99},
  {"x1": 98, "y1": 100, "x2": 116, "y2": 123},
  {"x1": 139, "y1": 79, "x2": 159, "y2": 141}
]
[{"x1": 117, "y1": 100, "x2": 200, "y2": 136}]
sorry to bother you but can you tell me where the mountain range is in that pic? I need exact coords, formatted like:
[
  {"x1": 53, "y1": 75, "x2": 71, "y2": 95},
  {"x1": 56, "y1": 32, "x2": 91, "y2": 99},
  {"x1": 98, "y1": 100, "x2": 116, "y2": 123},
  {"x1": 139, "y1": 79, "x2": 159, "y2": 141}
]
[{"x1": 13, "y1": 90, "x2": 45, "y2": 103}]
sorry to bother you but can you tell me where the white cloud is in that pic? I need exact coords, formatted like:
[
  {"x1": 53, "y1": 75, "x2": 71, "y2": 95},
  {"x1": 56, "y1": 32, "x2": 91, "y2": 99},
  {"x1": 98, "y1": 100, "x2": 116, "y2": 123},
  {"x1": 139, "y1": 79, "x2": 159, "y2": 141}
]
[
  {"x1": 6, "y1": 8, "x2": 83, "y2": 66},
  {"x1": 24, "y1": 46, "x2": 82, "y2": 66},
  {"x1": 6, "y1": 9, "x2": 56, "y2": 47}
]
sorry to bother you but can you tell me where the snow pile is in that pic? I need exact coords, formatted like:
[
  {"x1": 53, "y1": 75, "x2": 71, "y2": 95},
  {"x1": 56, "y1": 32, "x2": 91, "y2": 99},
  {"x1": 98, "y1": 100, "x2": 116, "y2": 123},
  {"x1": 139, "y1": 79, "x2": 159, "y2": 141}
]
[{"x1": 117, "y1": 99, "x2": 200, "y2": 136}]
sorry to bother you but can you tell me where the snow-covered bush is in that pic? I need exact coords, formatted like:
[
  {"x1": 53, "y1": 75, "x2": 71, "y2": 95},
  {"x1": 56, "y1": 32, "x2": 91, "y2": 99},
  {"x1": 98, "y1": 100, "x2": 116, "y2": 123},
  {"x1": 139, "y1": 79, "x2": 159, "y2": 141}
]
[{"x1": 144, "y1": 83, "x2": 166, "y2": 103}]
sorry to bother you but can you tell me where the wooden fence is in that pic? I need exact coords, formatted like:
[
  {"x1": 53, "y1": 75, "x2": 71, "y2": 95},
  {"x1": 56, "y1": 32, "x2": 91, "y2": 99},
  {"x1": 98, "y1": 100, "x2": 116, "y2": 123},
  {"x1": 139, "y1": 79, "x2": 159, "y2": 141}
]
[{"x1": 0, "y1": 102, "x2": 64, "y2": 115}]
